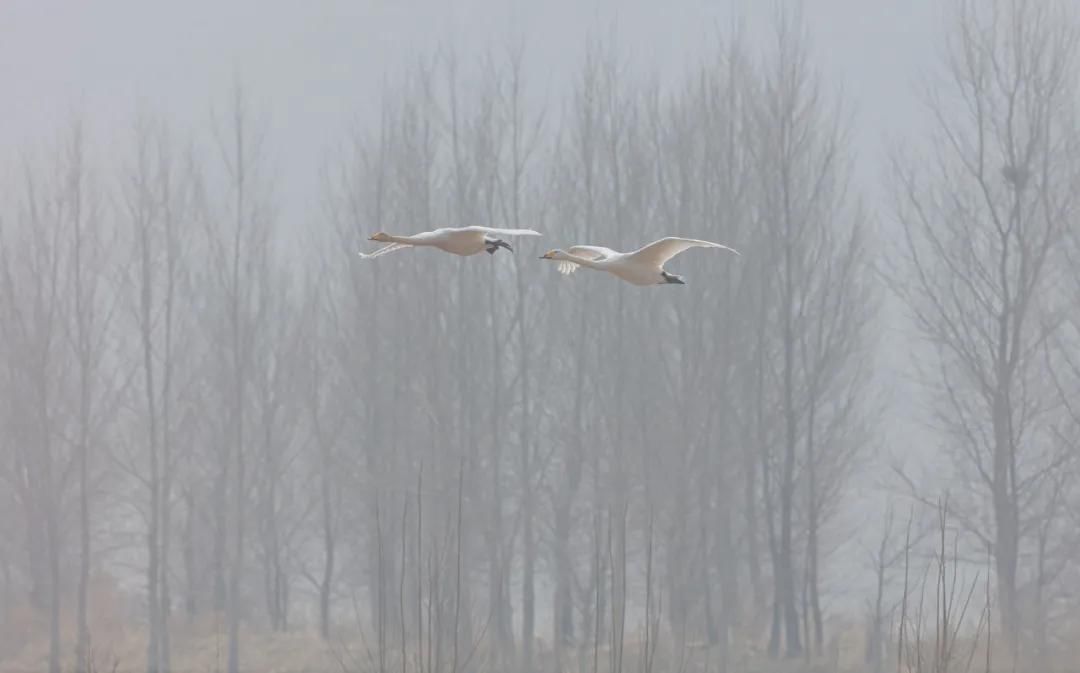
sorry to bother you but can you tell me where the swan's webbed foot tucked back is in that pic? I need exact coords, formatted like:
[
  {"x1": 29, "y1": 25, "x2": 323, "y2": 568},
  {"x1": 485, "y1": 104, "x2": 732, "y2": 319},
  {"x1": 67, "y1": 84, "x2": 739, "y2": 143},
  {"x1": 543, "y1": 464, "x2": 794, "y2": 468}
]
[
  {"x1": 485, "y1": 238, "x2": 513, "y2": 254},
  {"x1": 661, "y1": 270, "x2": 685, "y2": 284}
]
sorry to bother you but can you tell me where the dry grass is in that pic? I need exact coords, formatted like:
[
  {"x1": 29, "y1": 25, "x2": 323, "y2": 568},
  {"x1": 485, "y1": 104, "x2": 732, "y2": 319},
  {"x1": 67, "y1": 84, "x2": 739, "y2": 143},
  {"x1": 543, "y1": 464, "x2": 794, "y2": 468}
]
[
  {"x1": 0, "y1": 624, "x2": 341, "y2": 673},
  {"x1": 0, "y1": 608, "x2": 1074, "y2": 673},
  {"x1": 0, "y1": 623, "x2": 868, "y2": 673}
]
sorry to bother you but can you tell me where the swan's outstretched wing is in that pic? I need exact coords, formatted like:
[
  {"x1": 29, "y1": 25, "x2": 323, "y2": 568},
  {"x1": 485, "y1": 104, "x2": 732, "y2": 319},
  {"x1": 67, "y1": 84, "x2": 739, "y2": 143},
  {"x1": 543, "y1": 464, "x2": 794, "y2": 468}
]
[
  {"x1": 568, "y1": 245, "x2": 617, "y2": 258},
  {"x1": 558, "y1": 245, "x2": 616, "y2": 275},
  {"x1": 462, "y1": 226, "x2": 543, "y2": 237},
  {"x1": 358, "y1": 243, "x2": 412, "y2": 259},
  {"x1": 627, "y1": 237, "x2": 739, "y2": 266}
]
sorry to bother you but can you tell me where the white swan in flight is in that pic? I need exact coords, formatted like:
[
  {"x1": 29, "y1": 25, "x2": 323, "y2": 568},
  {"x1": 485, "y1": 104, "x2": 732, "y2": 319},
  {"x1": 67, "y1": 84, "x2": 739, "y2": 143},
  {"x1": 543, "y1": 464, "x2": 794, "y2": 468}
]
[
  {"x1": 358, "y1": 226, "x2": 542, "y2": 259},
  {"x1": 539, "y1": 237, "x2": 739, "y2": 286}
]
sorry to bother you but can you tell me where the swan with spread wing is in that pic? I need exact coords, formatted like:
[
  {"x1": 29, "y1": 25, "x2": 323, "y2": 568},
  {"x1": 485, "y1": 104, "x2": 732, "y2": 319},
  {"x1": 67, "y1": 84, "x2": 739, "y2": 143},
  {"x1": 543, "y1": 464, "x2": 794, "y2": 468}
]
[
  {"x1": 358, "y1": 226, "x2": 542, "y2": 259},
  {"x1": 539, "y1": 237, "x2": 739, "y2": 286}
]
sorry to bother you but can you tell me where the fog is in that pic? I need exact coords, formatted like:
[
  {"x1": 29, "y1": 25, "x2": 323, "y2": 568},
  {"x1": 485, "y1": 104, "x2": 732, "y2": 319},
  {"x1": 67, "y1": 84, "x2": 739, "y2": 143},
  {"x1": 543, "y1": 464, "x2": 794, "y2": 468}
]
[{"x1": 1, "y1": 1, "x2": 1078, "y2": 672}]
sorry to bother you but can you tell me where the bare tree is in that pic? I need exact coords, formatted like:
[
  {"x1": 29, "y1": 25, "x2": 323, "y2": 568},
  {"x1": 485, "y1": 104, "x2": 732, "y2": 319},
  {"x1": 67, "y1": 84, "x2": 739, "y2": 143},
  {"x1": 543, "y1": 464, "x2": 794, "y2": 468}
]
[
  {"x1": 889, "y1": 0, "x2": 1080, "y2": 649},
  {"x1": 3, "y1": 121, "x2": 121, "y2": 673},
  {"x1": 251, "y1": 271, "x2": 306, "y2": 633},
  {"x1": 203, "y1": 82, "x2": 276, "y2": 673},
  {"x1": 301, "y1": 268, "x2": 344, "y2": 640},
  {"x1": 750, "y1": 9, "x2": 874, "y2": 658},
  {"x1": 645, "y1": 34, "x2": 757, "y2": 663},
  {"x1": 119, "y1": 113, "x2": 195, "y2": 673},
  {"x1": 494, "y1": 45, "x2": 548, "y2": 673},
  {"x1": 59, "y1": 120, "x2": 119, "y2": 673}
]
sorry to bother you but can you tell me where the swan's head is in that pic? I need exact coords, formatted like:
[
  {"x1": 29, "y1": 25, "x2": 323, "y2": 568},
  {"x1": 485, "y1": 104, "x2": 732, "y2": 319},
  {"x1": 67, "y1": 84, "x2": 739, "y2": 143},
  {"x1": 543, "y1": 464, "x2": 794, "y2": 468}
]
[
  {"x1": 369, "y1": 232, "x2": 392, "y2": 243},
  {"x1": 538, "y1": 249, "x2": 564, "y2": 261}
]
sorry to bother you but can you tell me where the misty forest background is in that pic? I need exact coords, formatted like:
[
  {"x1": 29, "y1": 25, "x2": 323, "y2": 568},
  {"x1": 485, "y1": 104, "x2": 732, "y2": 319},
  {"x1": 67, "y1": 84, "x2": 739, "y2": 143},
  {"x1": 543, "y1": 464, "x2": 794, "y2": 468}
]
[{"x1": 3, "y1": 1, "x2": 1080, "y2": 672}]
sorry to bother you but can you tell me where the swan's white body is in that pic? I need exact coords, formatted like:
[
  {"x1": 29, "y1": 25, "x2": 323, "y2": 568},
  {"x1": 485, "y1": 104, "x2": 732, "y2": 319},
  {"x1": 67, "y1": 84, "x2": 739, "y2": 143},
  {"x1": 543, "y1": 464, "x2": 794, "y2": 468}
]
[
  {"x1": 359, "y1": 226, "x2": 541, "y2": 259},
  {"x1": 540, "y1": 237, "x2": 739, "y2": 286}
]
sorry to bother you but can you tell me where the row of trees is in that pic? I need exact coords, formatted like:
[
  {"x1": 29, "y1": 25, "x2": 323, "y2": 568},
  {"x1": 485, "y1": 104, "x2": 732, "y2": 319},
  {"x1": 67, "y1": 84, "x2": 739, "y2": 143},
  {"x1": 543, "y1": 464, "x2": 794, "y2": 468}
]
[{"x1": 0, "y1": 2, "x2": 1077, "y2": 672}]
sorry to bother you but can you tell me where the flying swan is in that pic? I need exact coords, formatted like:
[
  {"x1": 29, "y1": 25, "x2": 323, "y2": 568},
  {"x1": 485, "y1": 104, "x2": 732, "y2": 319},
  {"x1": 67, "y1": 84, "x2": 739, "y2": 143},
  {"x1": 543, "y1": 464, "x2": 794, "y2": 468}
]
[
  {"x1": 358, "y1": 226, "x2": 542, "y2": 259},
  {"x1": 539, "y1": 237, "x2": 739, "y2": 286}
]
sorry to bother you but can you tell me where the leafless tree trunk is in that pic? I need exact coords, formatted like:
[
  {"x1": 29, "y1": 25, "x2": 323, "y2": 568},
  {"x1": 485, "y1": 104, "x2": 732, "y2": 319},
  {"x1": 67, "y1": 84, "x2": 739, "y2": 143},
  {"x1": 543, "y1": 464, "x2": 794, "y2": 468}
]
[
  {"x1": 303, "y1": 273, "x2": 343, "y2": 640},
  {"x1": 205, "y1": 82, "x2": 275, "y2": 673},
  {"x1": 58, "y1": 121, "x2": 110, "y2": 673}
]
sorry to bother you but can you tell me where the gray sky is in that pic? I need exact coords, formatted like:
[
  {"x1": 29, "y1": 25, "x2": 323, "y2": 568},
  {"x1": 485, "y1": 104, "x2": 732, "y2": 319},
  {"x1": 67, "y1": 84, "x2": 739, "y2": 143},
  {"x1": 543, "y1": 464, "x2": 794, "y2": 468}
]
[{"x1": 4, "y1": 0, "x2": 939, "y2": 223}]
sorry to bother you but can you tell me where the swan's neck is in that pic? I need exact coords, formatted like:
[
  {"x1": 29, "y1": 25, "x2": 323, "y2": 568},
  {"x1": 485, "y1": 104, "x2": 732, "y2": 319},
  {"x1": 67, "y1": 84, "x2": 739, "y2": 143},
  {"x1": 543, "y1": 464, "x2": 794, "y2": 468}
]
[
  {"x1": 387, "y1": 233, "x2": 425, "y2": 245},
  {"x1": 560, "y1": 252, "x2": 605, "y2": 269}
]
